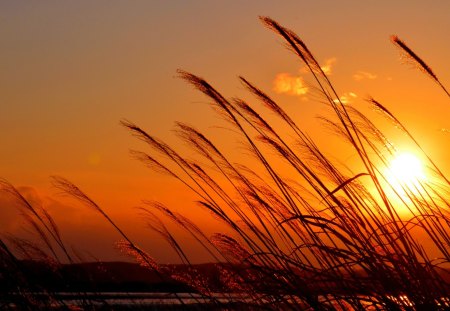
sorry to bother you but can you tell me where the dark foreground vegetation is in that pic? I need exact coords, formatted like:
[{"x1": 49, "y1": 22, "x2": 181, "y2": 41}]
[{"x1": 1, "y1": 17, "x2": 450, "y2": 310}]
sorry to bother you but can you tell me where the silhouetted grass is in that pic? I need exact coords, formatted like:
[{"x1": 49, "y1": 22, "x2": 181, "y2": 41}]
[{"x1": 1, "y1": 16, "x2": 450, "y2": 310}]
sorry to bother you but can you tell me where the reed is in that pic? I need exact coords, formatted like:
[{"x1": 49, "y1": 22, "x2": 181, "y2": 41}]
[
  {"x1": 121, "y1": 16, "x2": 450, "y2": 310},
  {"x1": 1, "y1": 16, "x2": 449, "y2": 310}
]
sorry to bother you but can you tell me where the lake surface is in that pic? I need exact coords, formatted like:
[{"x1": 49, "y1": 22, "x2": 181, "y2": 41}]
[
  {"x1": 6, "y1": 292, "x2": 259, "y2": 310},
  {"x1": 5, "y1": 292, "x2": 450, "y2": 310}
]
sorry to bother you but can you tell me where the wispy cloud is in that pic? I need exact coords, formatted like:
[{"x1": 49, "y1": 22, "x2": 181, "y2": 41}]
[
  {"x1": 273, "y1": 73, "x2": 308, "y2": 96},
  {"x1": 333, "y1": 92, "x2": 357, "y2": 104},
  {"x1": 320, "y1": 57, "x2": 337, "y2": 75},
  {"x1": 353, "y1": 71, "x2": 377, "y2": 81},
  {"x1": 274, "y1": 57, "x2": 335, "y2": 97}
]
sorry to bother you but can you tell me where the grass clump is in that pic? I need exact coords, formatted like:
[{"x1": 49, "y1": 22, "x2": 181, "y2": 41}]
[
  {"x1": 2, "y1": 16, "x2": 450, "y2": 310},
  {"x1": 121, "y1": 16, "x2": 450, "y2": 310}
]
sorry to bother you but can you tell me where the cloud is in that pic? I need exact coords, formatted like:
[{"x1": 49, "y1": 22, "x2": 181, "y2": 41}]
[
  {"x1": 301, "y1": 57, "x2": 337, "y2": 75},
  {"x1": 353, "y1": 71, "x2": 377, "y2": 81},
  {"x1": 272, "y1": 57, "x2": 336, "y2": 98},
  {"x1": 333, "y1": 92, "x2": 357, "y2": 104},
  {"x1": 320, "y1": 57, "x2": 337, "y2": 75},
  {"x1": 273, "y1": 73, "x2": 308, "y2": 96}
]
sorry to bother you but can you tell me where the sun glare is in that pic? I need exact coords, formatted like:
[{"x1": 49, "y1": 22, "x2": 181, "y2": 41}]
[{"x1": 386, "y1": 152, "x2": 426, "y2": 192}]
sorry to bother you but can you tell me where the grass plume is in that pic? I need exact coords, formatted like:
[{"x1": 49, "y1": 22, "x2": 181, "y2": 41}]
[
  {"x1": 391, "y1": 35, "x2": 450, "y2": 98},
  {"x1": 1, "y1": 16, "x2": 450, "y2": 310}
]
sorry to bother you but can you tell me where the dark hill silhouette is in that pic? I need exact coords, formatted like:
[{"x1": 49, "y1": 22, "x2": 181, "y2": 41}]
[
  {"x1": 5, "y1": 260, "x2": 450, "y2": 296},
  {"x1": 12, "y1": 261, "x2": 228, "y2": 293}
]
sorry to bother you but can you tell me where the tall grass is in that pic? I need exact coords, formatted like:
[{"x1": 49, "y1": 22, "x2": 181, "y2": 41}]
[
  {"x1": 120, "y1": 17, "x2": 450, "y2": 309},
  {"x1": 1, "y1": 16, "x2": 450, "y2": 310}
]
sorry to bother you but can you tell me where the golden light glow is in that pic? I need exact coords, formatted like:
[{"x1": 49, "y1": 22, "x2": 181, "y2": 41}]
[{"x1": 386, "y1": 152, "x2": 426, "y2": 193}]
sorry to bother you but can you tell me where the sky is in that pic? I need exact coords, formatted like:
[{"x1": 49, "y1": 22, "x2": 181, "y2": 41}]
[{"x1": 1, "y1": 1, "x2": 449, "y2": 263}]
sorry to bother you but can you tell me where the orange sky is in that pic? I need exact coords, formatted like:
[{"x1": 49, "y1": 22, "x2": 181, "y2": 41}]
[{"x1": 1, "y1": 1, "x2": 449, "y2": 263}]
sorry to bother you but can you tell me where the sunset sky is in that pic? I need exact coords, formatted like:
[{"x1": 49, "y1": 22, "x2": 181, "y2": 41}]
[{"x1": 1, "y1": 1, "x2": 449, "y2": 263}]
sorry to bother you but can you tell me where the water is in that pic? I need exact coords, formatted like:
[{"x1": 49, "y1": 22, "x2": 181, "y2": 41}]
[
  {"x1": 6, "y1": 292, "x2": 450, "y2": 310},
  {"x1": 6, "y1": 292, "x2": 257, "y2": 310}
]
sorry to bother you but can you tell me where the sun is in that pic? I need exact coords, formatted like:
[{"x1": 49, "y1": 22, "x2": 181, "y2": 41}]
[{"x1": 386, "y1": 152, "x2": 426, "y2": 192}]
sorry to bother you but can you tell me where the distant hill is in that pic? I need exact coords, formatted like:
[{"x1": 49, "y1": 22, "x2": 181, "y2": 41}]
[
  {"x1": 5, "y1": 260, "x2": 450, "y2": 295},
  {"x1": 9, "y1": 261, "x2": 229, "y2": 293}
]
